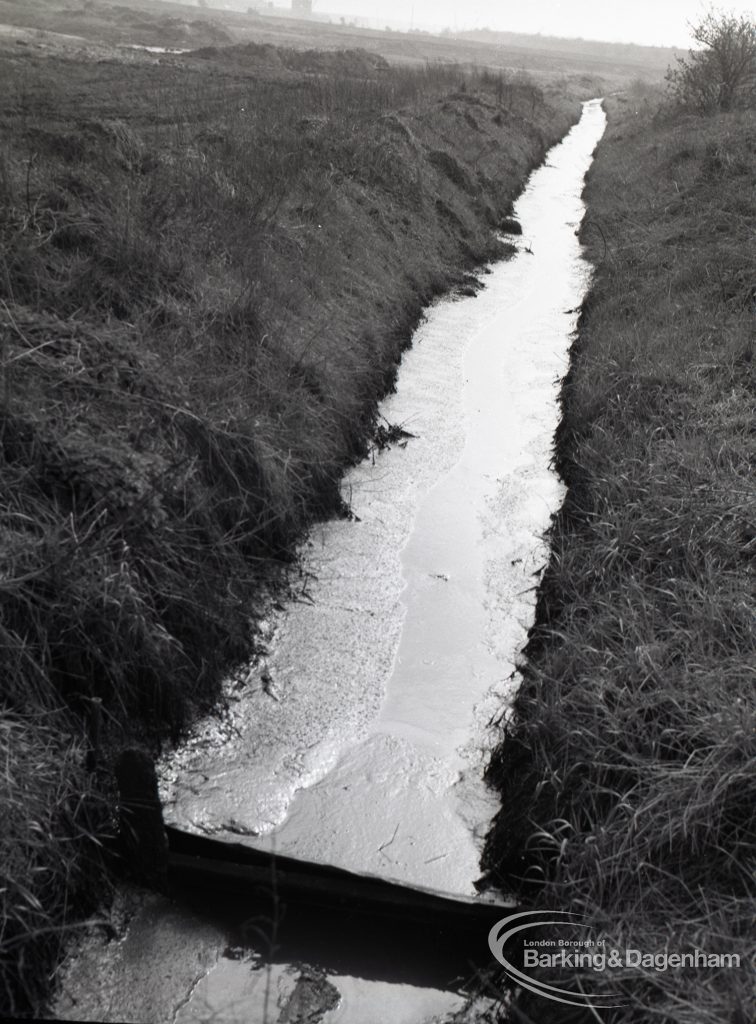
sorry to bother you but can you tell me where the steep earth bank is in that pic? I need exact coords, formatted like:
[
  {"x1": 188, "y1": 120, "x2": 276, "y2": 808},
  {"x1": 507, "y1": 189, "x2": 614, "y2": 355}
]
[
  {"x1": 482, "y1": 93, "x2": 755, "y2": 1022},
  {"x1": 0, "y1": 40, "x2": 585, "y2": 1014}
]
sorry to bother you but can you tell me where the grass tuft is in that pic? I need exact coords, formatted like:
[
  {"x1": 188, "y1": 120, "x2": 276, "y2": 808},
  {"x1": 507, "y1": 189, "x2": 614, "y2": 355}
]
[{"x1": 0, "y1": 710, "x2": 110, "y2": 1016}]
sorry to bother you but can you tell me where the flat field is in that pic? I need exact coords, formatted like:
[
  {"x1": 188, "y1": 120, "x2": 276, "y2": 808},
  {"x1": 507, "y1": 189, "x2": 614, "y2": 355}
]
[{"x1": 0, "y1": 0, "x2": 676, "y2": 86}]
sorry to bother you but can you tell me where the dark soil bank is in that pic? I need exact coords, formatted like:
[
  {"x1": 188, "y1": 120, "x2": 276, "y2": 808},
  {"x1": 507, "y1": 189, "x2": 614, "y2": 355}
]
[
  {"x1": 0, "y1": 39, "x2": 584, "y2": 1014},
  {"x1": 482, "y1": 93, "x2": 755, "y2": 1022}
]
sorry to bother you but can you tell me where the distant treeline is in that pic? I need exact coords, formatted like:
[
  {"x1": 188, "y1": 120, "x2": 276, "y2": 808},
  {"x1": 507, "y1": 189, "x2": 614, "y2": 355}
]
[{"x1": 453, "y1": 28, "x2": 680, "y2": 69}]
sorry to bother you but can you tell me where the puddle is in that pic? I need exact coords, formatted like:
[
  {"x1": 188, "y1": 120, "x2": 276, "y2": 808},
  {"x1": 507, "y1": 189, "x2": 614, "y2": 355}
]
[
  {"x1": 121, "y1": 44, "x2": 191, "y2": 54},
  {"x1": 53, "y1": 99, "x2": 607, "y2": 1024}
]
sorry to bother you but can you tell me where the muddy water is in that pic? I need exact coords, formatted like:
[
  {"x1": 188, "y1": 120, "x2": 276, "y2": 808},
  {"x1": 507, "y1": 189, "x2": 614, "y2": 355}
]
[{"x1": 54, "y1": 99, "x2": 606, "y2": 1024}]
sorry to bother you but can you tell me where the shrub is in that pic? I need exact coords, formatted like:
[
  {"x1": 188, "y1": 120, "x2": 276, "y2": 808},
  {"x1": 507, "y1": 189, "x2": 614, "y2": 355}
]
[{"x1": 666, "y1": 8, "x2": 756, "y2": 112}]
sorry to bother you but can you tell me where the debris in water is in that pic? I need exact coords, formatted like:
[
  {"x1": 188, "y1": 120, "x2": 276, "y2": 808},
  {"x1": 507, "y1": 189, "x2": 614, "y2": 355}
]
[
  {"x1": 279, "y1": 968, "x2": 340, "y2": 1023},
  {"x1": 372, "y1": 414, "x2": 417, "y2": 453},
  {"x1": 261, "y1": 669, "x2": 280, "y2": 701},
  {"x1": 378, "y1": 823, "x2": 400, "y2": 857}
]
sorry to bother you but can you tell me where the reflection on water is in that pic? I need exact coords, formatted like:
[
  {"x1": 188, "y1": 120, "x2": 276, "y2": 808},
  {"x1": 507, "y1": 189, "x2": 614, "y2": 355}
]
[{"x1": 123, "y1": 44, "x2": 190, "y2": 54}]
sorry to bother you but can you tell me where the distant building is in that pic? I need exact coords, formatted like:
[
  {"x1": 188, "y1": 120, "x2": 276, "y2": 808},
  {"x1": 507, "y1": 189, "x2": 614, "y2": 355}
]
[{"x1": 292, "y1": 0, "x2": 313, "y2": 13}]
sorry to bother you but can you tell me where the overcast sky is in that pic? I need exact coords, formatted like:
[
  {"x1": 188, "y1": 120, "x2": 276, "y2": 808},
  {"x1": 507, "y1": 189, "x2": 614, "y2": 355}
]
[{"x1": 316, "y1": 1, "x2": 751, "y2": 47}]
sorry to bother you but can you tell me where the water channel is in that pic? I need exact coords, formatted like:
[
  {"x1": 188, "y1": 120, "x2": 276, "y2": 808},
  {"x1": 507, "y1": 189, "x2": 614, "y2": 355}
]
[{"x1": 54, "y1": 98, "x2": 606, "y2": 1024}]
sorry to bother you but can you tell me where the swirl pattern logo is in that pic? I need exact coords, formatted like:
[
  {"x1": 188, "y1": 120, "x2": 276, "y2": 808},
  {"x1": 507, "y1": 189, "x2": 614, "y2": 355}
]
[{"x1": 488, "y1": 910, "x2": 624, "y2": 1009}]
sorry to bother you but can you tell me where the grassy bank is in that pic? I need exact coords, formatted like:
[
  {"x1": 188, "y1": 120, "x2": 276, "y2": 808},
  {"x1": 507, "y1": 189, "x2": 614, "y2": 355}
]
[
  {"x1": 483, "y1": 92, "x2": 755, "y2": 1022},
  {"x1": 0, "y1": 38, "x2": 584, "y2": 1014}
]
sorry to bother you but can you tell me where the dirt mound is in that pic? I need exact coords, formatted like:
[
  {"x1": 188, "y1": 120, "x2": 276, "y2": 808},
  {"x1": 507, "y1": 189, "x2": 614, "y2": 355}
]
[
  {"x1": 101, "y1": 6, "x2": 232, "y2": 46},
  {"x1": 192, "y1": 43, "x2": 389, "y2": 78},
  {"x1": 107, "y1": 5, "x2": 154, "y2": 23},
  {"x1": 280, "y1": 47, "x2": 390, "y2": 76},
  {"x1": 153, "y1": 16, "x2": 231, "y2": 47},
  {"x1": 191, "y1": 40, "x2": 284, "y2": 69}
]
